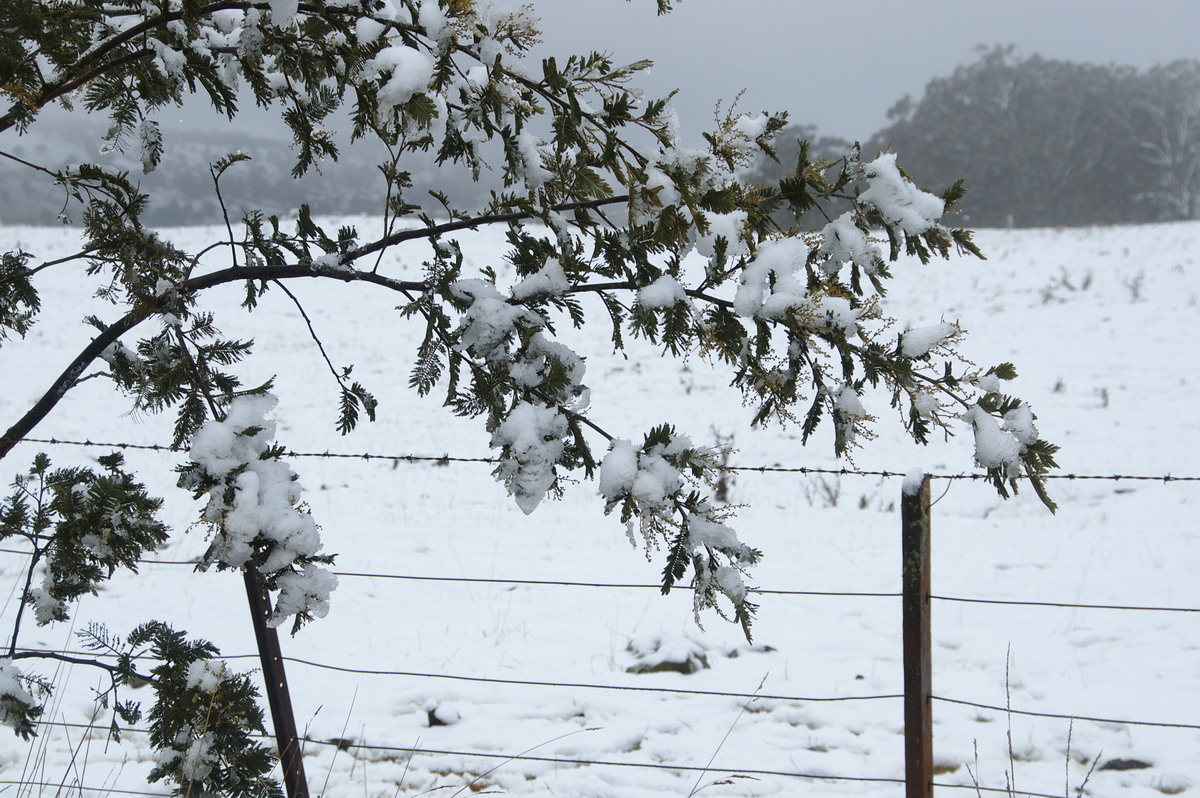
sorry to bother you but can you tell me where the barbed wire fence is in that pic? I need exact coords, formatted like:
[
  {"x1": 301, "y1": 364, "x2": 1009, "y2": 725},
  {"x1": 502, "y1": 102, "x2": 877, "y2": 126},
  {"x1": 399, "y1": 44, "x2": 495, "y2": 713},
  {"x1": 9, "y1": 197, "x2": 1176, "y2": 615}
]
[
  {"x1": 10, "y1": 435, "x2": 1200, "y2": 483},
  {"x1": 1, "y1": 435, "x2": 1197, "y2": 796}
]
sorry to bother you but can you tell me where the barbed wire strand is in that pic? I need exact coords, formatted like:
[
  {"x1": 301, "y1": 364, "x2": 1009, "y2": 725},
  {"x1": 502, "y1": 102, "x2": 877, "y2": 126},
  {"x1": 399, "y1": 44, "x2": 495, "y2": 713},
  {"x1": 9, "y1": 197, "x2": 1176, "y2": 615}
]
[
  {"x1": 8, "y1": 547, "x2": 1197, "y2": 614},
  {"x1": 154, "y1": 649, "x2": 1200, "y2": 732},
  {"x1": 15, "y1": 717, "x2": 907, "y2": 791},
  {"x1": 934, "y1": 783, "x2": 1066, "y2": 798},
  {"x1": 328, "y1": 573, "x2": 902, "y2": 597},
  {"x1": 8, "y1": 436, "x2": 1199, "y2": 482},
  {"x1": 19, "y1": 644, "x2": 1199, "y2": 732},
  {"x1": 11, "y1": 648, "x2": 1195, "y2": 796},
  {"x1": 6, "y1": 546, "x2": 1198, "y2": 612},
  {"x1": 297, "y1": 736, "x2": 907, "y2": 785},
  {"x1": 276, "y1": 655, "x2": 903, "y2": 704},
  {"x1": 934, "y1": 696, "x2": 1200, "y2": 731},
  {"x1": 0, "y1": 548, "x2": 898, "y2": 599},
  {"x1": 0, "y1": 783, "x2": 168, "y2": 798},
  {"x1": 10, "y1": 717, "x2": 1091, "y2": 796},
  {"x1": 4, "y1": 434, "x2": 1197, "y2": 792},
  {"x1": 31, "y1": 718, "x2": 150, "y2": 736},
  {"x1": 933, "y1": 594, "x2": 1200, "y2": 614},
  {"x1": 10, "y1": 645, "x2": 898, "y2": 705},
  {"x1": 11, "y1": 719, "x2": 1016, "y2": 794}
]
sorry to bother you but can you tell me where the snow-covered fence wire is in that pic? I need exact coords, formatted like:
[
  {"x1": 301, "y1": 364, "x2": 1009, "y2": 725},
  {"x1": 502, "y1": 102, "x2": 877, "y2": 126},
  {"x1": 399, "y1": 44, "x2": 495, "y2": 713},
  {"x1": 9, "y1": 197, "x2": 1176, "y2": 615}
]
[{"x1": 2, "y1": 438, "x2": 1198, "y2": 796}]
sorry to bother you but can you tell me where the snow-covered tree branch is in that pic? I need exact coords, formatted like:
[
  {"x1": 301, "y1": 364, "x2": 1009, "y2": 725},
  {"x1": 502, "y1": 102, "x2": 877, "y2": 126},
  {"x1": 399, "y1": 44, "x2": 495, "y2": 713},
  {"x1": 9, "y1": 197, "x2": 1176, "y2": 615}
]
[{"x1": 1, "y1": 0, "x2": 1059, "y2": 791}]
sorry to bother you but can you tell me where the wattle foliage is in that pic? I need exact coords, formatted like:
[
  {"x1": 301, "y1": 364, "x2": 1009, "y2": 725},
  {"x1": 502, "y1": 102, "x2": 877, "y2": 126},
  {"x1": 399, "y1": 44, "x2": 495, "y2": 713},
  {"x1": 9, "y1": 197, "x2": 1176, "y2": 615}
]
[{"x1": 0, "y1": 1, "x2": 1058, "y2": 791}]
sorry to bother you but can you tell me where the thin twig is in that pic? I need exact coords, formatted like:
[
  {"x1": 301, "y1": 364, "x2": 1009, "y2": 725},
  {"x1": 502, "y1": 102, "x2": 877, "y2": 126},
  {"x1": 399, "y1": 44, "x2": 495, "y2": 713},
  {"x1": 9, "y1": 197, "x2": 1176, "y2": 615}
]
[
  {"x1": 9, "y1": 650, "x2": 155, "y2": 686},
  {"x1": 448, "y1": 727, "x2": 596, "y2": 797},
  {"x1": 319, "y1": 687, "x2": 357, "y2": 798},
  {"x1": 7, "y1": 475, "x2": 45, "y2": 658},
  {"x1": 273, "y1": 280, "x2": 346, "y2": 390},
  {"x1": 211, "y1": 162, "x2": 241, "y2": 269},
  {"x1": 688, "y1": 674, "x2": 766, "y2": 796},
  {"x1": 345, "y1": 196, "x2": 630, "y2": 265}
]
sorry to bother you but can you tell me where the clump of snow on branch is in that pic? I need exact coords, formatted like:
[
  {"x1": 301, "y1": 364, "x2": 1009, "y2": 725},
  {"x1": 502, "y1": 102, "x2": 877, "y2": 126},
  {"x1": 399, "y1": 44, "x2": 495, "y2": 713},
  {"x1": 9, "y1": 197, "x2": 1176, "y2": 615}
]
[
  {"x1": 452, "y1": 279, "x2": 541, "y2": 362},
  {"x1": 820, "y1": 212, "x2": 880, "y2": 275},
  {"x1": 187, "y1": 394, "x2": 335, "y2": 628},
  {"x1": 156, "y1": 731, "x2": 216, "y2": 784},
  {"x1": 599, "y1": 434, "x2": 695, "y2": 516},
  {"x1": 511, "y1": 257, "x2": 569, "y2": 301},
  {"x1": 25, "y1": 577, "x2": 68, "y2": 626},
  {"x1": 490, "y1": 402, "x2": 569, "y2": 514},
  {"x1": 733, "y1": 237, "x2": 810, "y2": 319},
  {"x1": 417, "y1": 0, "x2": 449, "y2": 44},
  {"x1": 634, "y1": 167, "x2": 682, "y2": 224},
  {"x1": 355, "y1": 16, "x2": 386, "y2": 44},
  {"x1": 515, "y1": 128, "x2": 553, "y2": 189},
  {"x1": 637, "y1": 274, "x2": 690, "y2": 310},
  {"x1": 732, "y1": 238, "x2": 863, "y2": 332},
  {"x1": 267, "y1": 0, "x2": 299, "y2": 29},
  {"x1": 964, "y1": 406, "x2": 1023, "y2": 469},
  {"x1": 598, "y1": 431, "x2": 758, "y2": 624},
  {"x1": 0, "y1": 659, "x2": 38, "y2": 734},
  {"x1": 365, "y1": 44, "x2": 434, "y2": 116},
  {"x1": 273, "y1": 563, "x2": 339, "y2": 622},
  {"x1": 731, "y1": 114, "x2": 769, "y2": 153},
  {"x1": 138, "y1": 119, "x2": 162, "y2": 173},
  {"x1": 911, "y1": 391, "x2": 942, "y2": 418},
  {"x1": 688, "y1": 513, "x2": 755, "y2": 565},
  {"x1": 900, "y1": 321, "x2": 960, "y2": 359},
  {"x1": 454, "y1": 270, "x2": 592, "y2": 514},
  {"x1": 963, "y1": 400, "x2": 1042, "y2": 473},
  {"x1": 185, "y1": 658, "x2": 232, "y2": 694},
  {"x1": 831, "y1": 383, "x2": 872, "y2": 449},
  {"x1": 860, "y1": 154, "x2": 945, "y2": 236},
  {"x1": 804, "y1": 293, "x2": 861, "y2": 333},
  {"x1": 695, "y1": 210, "x2": 750, "y2": 261},
  {"x1": 507, "y1": 332, "x2": 588, "y2": 407},
  {"x1": 1001, "y1": 403, "x2": 1040, "y2": 446}
]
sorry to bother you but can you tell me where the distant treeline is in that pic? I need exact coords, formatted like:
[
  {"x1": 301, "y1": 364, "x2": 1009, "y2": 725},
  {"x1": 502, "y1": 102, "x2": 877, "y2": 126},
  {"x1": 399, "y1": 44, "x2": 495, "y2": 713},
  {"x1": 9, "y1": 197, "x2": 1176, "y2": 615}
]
[
  {"x1": 749, "y1": 47, "x2": 1200, "y2": 229},
  {"x1": 0, "y1": 119, "x2": 490, "y2": 227}
]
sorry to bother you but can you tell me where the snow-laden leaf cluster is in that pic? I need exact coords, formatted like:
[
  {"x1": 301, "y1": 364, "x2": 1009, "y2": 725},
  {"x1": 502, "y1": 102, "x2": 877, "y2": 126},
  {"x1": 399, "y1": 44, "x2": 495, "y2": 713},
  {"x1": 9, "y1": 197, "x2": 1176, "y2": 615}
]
[{"x1": 179, "y1": 393, "x2": 337, "y2": 632}]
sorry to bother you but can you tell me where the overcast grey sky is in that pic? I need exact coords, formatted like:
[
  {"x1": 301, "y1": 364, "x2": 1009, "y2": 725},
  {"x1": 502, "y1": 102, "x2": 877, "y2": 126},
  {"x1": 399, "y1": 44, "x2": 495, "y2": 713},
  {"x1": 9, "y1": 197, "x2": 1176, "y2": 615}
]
[
  {"x1": 532, "y1": 0, "x2": 1200, "y2": 142},
  {"x1": 42, "y1": 1, "x2": 1200, "y2": 151}
]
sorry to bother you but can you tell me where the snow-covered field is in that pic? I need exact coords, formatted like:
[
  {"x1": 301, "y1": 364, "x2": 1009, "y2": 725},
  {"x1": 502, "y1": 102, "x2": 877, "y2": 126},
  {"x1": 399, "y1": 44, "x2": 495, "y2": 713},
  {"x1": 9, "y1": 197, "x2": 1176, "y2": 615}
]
[{"x1": 1, "y1": 219, "x2": 1197, "y2": 797}]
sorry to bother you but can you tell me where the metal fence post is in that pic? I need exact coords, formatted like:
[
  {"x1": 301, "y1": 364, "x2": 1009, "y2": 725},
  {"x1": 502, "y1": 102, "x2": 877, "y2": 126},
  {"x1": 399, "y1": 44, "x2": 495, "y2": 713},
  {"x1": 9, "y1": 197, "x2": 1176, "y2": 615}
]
[
  {"x1": 244, "y1": 565, "x2": 310, "y2": 798},
  {"x1": 902, "y1": 474, "x2": 933, "y2": 798}
]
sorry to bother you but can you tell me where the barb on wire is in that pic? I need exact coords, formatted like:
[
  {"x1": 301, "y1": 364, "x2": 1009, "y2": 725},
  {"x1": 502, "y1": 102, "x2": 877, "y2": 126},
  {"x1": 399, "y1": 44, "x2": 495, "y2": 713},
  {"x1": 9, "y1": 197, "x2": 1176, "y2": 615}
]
[{"x1": 8, "y1": 436, "x2": 1199, "y2": 482}]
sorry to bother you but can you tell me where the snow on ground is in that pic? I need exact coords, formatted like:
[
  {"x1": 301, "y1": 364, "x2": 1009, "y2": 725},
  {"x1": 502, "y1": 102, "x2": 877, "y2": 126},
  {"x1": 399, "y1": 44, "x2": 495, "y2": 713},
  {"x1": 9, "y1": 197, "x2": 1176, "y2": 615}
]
[{"x1": 1, "y1": 219, "x2": 1197, "y2": 797}]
